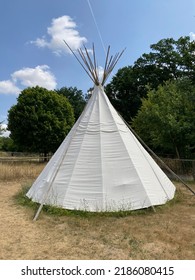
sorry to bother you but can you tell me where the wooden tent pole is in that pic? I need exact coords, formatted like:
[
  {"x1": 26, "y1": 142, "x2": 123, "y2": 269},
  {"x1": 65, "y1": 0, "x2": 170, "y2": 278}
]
[
  {"x1": 121, "y1": 116, "x2": 195, "y2": 196},
  {"x1": 32, "y1": 43, "x2": 126, "y2": 220}
]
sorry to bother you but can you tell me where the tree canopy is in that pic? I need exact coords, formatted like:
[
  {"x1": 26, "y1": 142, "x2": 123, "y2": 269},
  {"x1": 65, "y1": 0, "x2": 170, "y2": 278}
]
[
  {"x1": 106, "y1": 36, "x2": 195, "y2": 122},
  {"x1": 0, "y1": 121, "x2": 4, "y2": 136},
  {"x1": 0, "y1": 137, "x2": 15, "y2": 152},
  {"x1": 8, "y1": 86, "x2": 74, "y2": 155},
  {"x1": 105, "y1": 66, "x2": 143, "y2": 122},
  {"x1": 56, "y1": 87, "x2": 86, "y2": 120},
  {"x1": 132, "y1": 80, "x2": 195, "y2": 159}
]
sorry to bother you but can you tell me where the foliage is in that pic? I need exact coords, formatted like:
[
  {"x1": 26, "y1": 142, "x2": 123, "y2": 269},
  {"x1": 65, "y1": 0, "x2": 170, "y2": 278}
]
[
  {"x1": 105, "y1": 67, "x2": 143, "y2": 122},
  {"x1": 56, "y1": 87, "x2": 86, "y2": 120},
  {"x1": 0, "y1": 137, "x2": 15, "y2": 151},
  {"x1": 132, "y1": 80, "x2": 195, "y2": 158},
  {"x1": 8, "y1": 86, "x2": 74, "y2": 154},
  {"x1": 0, "y1": 121, "x2": 5, "y2": 136},
  {"x1": 106, "y1": 36, "x2": 195, "y2": 121},
  {"x1": 133, "y1": 36, "x2": 195, "y2": 88}
]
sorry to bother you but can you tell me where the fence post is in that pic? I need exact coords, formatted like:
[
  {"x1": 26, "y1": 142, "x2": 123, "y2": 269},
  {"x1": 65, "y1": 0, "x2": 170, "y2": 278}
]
[{"x1": 192, "y1": 161, "x2": 195, "y2": 181}]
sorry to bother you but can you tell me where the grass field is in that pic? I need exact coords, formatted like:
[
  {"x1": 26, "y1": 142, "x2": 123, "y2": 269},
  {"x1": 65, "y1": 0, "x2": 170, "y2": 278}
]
[{"x1": 0, "y1": 162, "x2": 194, "y2": 260}]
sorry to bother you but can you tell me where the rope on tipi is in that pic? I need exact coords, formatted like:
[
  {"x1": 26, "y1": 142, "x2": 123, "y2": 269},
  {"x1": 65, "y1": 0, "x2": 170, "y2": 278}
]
[
  {"x1": 120, "y1": 115, "x2": 195, "y2": 196},
  {"x1": 86, "y1": 0, "x2": 107, "y2": 54}
]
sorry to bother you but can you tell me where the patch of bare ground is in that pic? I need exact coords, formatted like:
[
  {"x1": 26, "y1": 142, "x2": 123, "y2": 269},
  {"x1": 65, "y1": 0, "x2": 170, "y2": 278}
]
[{"x1": 0, "y1": 180, "x2": 194, "y2": 260}]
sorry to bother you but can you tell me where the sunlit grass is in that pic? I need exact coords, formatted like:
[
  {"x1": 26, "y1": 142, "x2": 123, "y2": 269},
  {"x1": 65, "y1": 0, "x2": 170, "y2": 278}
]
[{"x1": 0, "y1": 162, "x2": 45, "y2": 181}]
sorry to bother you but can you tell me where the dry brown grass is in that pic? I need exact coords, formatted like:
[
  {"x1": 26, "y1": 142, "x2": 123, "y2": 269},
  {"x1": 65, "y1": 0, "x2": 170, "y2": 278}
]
[
  {"x1": 0, "y1": 162, "x2": 45, "y2": 181},
  {"x1": 0, "y1": 162, "x2": 194, "y2": 260}
]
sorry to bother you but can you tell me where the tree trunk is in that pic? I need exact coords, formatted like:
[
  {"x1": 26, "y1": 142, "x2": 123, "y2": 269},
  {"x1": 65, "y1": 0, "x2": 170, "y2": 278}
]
[
  {"x1": 192, "y1": 161, "x2": 195, "y2": 181},
  {"x1": 44, "y1": 152, "x2": 48, "y2": 162},
  {"x1": 175, "y1": 145, "x2": 180, "y2": 159}
]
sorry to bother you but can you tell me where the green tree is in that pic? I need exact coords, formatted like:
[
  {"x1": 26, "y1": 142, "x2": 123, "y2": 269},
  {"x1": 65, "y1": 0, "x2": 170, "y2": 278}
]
[
  {"x1": 56, "y1": 87, "x2": 86, "y2": 120},
  {"x1": 106, "y1": 36, "x2": 195, "y2": 122},
  {"x1": 0, "y1": 137, "x2": 15, "y2": 152},
  {"x1": 0, "y1": 121, "x2": 4, "y2": 135},
  {"x1": 133, "y1": 36, "x2": 195, "y2": 88},
  {"x1": 132, "y1": 80, "x2": 195, "y2": 158},
  {"x1": 8, "y1": 86, "x2": 74, "y2": 156},
  {"x1": 0, "y1": 136, "x2": 2, "y2": 150},
  {"x1": 105, "y1": 66, "x2": 143, "y2": 122}
]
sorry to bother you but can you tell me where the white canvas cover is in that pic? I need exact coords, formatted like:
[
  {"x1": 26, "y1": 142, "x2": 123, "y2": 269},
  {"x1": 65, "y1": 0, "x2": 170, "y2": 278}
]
[{"x1": 26, "y1": 85, "x2": 175, "y2": 211}]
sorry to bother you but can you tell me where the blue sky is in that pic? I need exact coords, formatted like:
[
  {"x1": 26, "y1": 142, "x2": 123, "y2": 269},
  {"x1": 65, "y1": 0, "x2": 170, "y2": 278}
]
[{"x1": 0, "y1": 0, "x2": 195, "y2": 132}]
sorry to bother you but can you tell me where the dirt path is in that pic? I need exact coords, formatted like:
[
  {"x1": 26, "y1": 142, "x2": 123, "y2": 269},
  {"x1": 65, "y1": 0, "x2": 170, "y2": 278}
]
[
  {"x1": 0, "y1": 181, "x2": 49, "y2": 259},
  {"x1": 0, "y1": 181, "x2": 195, "y2": 260},
  {"x1": 0, "y1": 181, "x2": 131, "y2": 259}
]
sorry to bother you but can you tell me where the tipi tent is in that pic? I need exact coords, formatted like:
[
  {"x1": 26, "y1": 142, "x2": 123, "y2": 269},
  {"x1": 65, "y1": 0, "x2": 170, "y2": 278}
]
[{"x1": 26, "y1": 45, "x2": 175, "y2": 218}]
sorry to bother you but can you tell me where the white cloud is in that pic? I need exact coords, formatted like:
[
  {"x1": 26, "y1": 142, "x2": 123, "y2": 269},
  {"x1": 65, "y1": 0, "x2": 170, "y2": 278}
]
[
  {"x1": 12, "y1": 65, "x2": 57, "y2": 90},
  {"x1": 0, "y1": 124, "x2": 10, "y2": 137},
  {"x1": 31, "y1": 15, "x2": 87, "y2": 55},
  {"x1": 0, "y1": 80, "x2": 20, "y2": 95},
  {"x1": 189, "y1": 32, "x2": 195, "y2": 41},
  {"x1": 1, "y1": 124, "x2": 7, "y2": 130},
  {"x1": 97, "y1": 66, "x2": 104, "y2": 83},
  {"x1": 0, "y1": 65, "x2": 57, "y2": 95}
]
